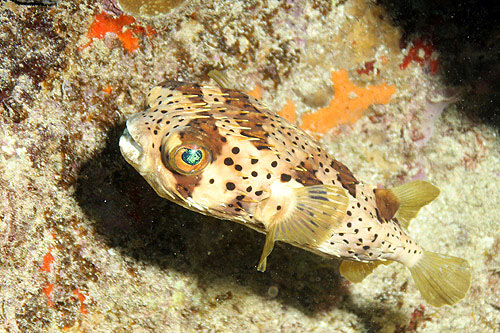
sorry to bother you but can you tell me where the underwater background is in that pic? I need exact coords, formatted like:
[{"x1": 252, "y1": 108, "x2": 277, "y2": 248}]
[{"x1": 0, "y1": 0, "x2": 499, "y2": 331}]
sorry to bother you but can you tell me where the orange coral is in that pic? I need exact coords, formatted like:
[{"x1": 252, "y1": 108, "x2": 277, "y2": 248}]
[
  {"x1": 39, "y1": 247, "x2": 54, "y2": 272},
  {"x1": 300, "y1": 70, "x2": 396, "y2": 133},
  {"x1": 73, "y1": 288, "x2": 88, "y2": 314},
  {"x1": 42, "y1": 283, "x2": 55, "y2": 307},
  {"x1": 247, "y1": 84, "x2": 262, "y2": 99},
  {"x1": 82, "y1": 12, "x2": 156, "y2": 53},
  {"x1": 102, "y1": 86, "x2": 112, "y2": 94},
  {"x1": 278, "y1": 98, "x2": 297, "y2": 123}
]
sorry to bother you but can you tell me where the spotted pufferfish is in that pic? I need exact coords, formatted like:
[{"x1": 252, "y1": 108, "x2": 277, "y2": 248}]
[{"x1": 119, "y1": 73, "x2": 471, "y2": 307}]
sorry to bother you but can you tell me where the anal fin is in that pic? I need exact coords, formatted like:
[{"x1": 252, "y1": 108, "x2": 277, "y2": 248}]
[
  {"x1": 257, "y1": 185, "x2": 348, "y2": 272},
  {"x1": 339, "y1": 260, "x2": 392, "y2": 283}
]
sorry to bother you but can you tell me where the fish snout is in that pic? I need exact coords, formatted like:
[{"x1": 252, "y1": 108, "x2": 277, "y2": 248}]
[{"x1": 119, "y1": 126, "x2": 145, "y2": 171}]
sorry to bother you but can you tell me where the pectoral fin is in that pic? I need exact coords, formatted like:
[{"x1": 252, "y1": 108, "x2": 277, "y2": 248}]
[
  {"x1": 339, "y1": 260, "x2": 392, "y2": 283},
  {"x1": 375, "y1": 180, "x2": 440, "y2": 229},
  {"x1": 257, "y1": 226, "x2": 277, "y2": 272},
  {"x1": 257, "y1": 185, "x2": 348, "y2": 271}
]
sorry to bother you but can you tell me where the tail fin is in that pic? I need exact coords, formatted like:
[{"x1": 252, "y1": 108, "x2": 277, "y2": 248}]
[{"x1": 409, "y1": 251, "x2": 471, "y2": 307}]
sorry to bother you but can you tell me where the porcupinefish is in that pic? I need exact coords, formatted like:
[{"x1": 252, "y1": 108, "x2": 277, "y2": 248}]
[{"x1": 119, "y1": 76, "x2": 471, "y2": 307}]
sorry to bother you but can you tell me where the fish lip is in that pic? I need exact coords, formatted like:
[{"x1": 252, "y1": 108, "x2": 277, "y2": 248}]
[{"x1": 119, "y1": 126, "x2": 144, "y2": 168}]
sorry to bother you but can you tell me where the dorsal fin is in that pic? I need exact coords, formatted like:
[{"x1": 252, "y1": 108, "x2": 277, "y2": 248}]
[
  {"x1": 208, "y1": 70, "x2": 232, "y2": 89},
  {"x1": 375, "y1": 180, "x2": 440, "y2": 229},
  {"x1": 256, "y1": 185, "x2": 348, "y2": 271}
]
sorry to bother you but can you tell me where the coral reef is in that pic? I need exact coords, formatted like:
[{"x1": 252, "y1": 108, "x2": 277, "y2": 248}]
[{"x1": 117, "y1": 0, "x2": 185, "y2": 17}]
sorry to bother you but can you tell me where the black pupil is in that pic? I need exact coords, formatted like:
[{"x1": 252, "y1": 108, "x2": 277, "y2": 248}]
[{"x1": 181, "y1": 148, "x2": 203, "y2": 165}]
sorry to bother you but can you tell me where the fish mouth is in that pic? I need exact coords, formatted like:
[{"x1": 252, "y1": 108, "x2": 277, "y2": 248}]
[{"x1": 119, "y1": 127, "x2": 144, "y2": 168}]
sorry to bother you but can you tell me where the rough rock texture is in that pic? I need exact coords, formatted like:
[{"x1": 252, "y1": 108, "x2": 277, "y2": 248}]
[{"x1": 1, "y1": 0, "x2": 499, "y2": 331}]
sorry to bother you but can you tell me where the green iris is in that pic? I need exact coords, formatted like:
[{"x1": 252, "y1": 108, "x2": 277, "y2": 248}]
[{"x1": 181, "y1": 148, "x2": 203, "y2": 165}]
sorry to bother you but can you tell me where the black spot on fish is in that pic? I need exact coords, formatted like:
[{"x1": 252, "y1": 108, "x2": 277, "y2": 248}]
[
  {"x1": 375, "y1": 208, "x2": 385, "y2": 224},
  {"x1": 280, "y1": 174, "x2": 292, "y2": 182}
]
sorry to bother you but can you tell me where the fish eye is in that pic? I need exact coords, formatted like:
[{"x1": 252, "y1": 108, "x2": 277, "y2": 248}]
[
  {"x1": 167, "y1": 143, "x2": 211, "y2": 175},
  {"x1": 181, "y1": 148, "x2": 203, "y2": 165}
]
